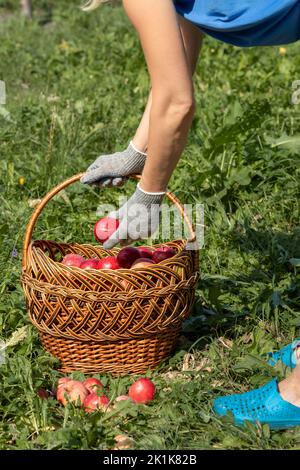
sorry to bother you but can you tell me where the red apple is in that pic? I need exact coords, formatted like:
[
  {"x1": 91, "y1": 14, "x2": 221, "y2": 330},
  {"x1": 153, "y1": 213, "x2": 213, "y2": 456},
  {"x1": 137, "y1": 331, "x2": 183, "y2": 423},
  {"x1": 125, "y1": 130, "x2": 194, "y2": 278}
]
[
  {"x1": 58, "y1": 377, "x2": 71, "y2": 386},
  {"x1": 115, "y1": 395, "x2": 132, "y2": 402},
  {"x1": 94, "y1": 217, "x2": 120, "y2": 244},
  {"x1": 80, "y1": 258, "x2": 99, "y2": 270},
  {"x1": 117, "y1": 247, "x2": 140, "y2": 269},
  {"x1": 112, "y1": 395, "x2": 133, "y2": 410},
  {"x1": 98, "y1": 256, "x2": 120, "y2": 270},
  {"x1": 56, "y1": 379, "x2": 88, "y2": 406},
  {"x1": 62, "y1": 253, "x2": 85, "y2": 267},
  {"x1": 120, "y1": 279, "x2": 130, "y2": 291},
  {"x1": 37, "y1": 389, "x2": 49, "y2": 399},
  {"x1": 128, "y1": 378, "x2": 156, "y2": 404},
  {"x1": 52, "y1": 377, "x2": 71, "y2": 396},
  {"x1": 131, "y1": 258, "x2": 155, "y2": 269},
  {"x1": 83, "y1": 378, "x2": 104, "y2": 394},
  {"x1": 83, "y1": 393, "x2": 110, "y2": 413},
  {"x1": 137, "y1": 246, "x2": 154, "y2": 259},
  {"x1": 152, "y1": 246, "x2": 176, "y2": 263}
]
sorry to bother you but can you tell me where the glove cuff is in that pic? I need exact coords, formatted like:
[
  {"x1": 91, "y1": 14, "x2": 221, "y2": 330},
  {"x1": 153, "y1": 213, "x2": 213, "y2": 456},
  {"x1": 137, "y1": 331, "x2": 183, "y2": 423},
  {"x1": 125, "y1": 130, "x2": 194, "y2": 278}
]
[
  {"x1": 137, "y1": 182, "x2": 166, "y2": 196},
  {"x1": 129, "y1": 140, "x2": 147, "y2": 156},
  {"x1": 135, "y1": 183, "x2": 165, "y2": 208}
]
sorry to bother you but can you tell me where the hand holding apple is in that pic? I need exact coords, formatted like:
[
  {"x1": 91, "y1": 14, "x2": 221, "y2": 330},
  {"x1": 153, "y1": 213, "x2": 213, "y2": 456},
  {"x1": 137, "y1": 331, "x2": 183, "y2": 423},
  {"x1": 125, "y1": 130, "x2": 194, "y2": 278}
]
[{"x1": 94, "y1": 217, "x2": 120, "y2": 244}]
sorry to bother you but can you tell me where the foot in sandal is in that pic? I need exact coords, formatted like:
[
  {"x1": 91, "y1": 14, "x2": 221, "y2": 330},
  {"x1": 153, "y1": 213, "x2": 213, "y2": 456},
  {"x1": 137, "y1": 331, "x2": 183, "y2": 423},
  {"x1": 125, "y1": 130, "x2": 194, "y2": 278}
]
[
  {"x1": 213, "y1": 347, "x2": 300, "y2": 429},
  {"x1": 266, "y1": 339, "x2": 300, "y2": 369}
]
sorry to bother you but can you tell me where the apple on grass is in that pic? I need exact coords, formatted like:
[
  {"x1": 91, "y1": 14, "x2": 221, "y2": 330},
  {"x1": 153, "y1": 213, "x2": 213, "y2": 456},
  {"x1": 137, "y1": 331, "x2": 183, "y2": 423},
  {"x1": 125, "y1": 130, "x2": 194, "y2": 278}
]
[
  {"x1": 111, "y1": 395, "x2": 133, "y2": 411},
  {"x1": 128, "y1": 378, "x2": 156, "y2": 404},
  {"x1": 115, "y1": 395, "x2": 132, "y2": 402},
  {"x1": 37, "y1": 389, "x2": 49, "y2": 399},
  {"x1": 113, "y1": 434, "x2": 134, "y2": 450},
  {"x1": 83, "y1": 393, "x2": 110, "y2": 413},
  {"x1": 56, "y1": 379, "x2": 89, "y2": 406},
  {"x1": 83, "y1": 377, "x2": 104, "y2": 394}
]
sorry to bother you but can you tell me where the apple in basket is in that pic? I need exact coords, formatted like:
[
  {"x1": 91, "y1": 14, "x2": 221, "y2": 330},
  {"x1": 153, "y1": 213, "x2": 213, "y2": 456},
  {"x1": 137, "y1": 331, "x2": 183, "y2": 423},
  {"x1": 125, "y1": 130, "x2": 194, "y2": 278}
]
[
  {"x1": 137, "y1": 246, "x2": 154, "y2": 259},
  {"x1": 120, "y1": 278, "x2": 131, "y2": 291},
  {"x1": 80, "y1": 258, "x2": 99, "y2": 270},
  {"x1": 128, "y1": 378, "x2": 156, "y2": 404},
  {"x1": 131, "y1": 258, "x2": 155, "y2": 269},
  {"x1": 94, "y1": 217, "x2": 120, "y2": 244},
  {"x1": 83, "y1": 393, "x2": 110, "y2": 413},
  {"x1": 152, "y1": 246, "x2": 176, "y2": 263},
  {"x1": 56, "y1": 378, "x2": 89, "y2": 406},
  {"x1": 117, "y1": 247, "x2": 140, "y2": 269},
  {"x1": 98, "y1": 256, "x2": 120, "y2": 270},
  {"x1": 61, "y1": 253, "x2": 85, "y2": 267}
]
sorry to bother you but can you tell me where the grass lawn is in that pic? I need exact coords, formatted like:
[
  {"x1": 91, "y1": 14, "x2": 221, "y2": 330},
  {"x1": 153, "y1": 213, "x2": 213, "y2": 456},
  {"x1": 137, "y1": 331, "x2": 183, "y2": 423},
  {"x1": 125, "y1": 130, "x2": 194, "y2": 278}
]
[{"x1": 0, "y1": 0, "x2": 299, "y2": 450}]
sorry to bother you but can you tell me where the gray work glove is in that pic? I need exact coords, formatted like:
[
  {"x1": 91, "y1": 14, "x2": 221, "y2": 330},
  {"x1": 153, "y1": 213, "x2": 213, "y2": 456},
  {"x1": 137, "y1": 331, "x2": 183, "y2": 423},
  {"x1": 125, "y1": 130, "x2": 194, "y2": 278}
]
[
  {"x1": 103, "y1": 183, "x2": 165, "y2": 250},
  {"x1": 80, "y1": 141, "x2": 147, "y2": 187}
]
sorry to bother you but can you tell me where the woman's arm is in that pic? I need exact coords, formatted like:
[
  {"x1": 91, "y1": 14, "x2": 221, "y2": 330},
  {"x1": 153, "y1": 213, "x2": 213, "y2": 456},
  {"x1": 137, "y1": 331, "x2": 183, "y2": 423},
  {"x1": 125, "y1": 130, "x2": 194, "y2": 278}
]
[{"x1": 123, "y1": 0, "x2": 196, "y2": 192}]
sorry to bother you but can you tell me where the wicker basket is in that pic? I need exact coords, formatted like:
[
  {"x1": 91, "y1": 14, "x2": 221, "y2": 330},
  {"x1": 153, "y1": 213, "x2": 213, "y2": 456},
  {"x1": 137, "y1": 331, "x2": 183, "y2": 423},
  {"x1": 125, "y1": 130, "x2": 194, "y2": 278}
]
[{"x1": 21, "y1": 174, "x2": 199, "y2": 375}]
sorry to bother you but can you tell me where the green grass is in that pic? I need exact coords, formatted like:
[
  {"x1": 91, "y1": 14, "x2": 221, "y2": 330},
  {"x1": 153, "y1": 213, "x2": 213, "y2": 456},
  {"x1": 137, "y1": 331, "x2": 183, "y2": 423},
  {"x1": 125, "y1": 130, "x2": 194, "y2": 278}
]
[{"x1": 0, "y1": 1, "x2": 300, "y2": 450}]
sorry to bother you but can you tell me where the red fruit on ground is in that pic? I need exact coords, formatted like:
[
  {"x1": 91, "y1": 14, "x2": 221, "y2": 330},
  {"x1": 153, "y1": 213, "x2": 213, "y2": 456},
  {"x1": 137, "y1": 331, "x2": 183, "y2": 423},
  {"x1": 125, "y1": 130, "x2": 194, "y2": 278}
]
[
  {"x1": 56, "y1": 379, "x2": 88, "y2": 406},
  {"x1": 80, "y1": 259, "x2": 99, "y2": 270},
  {"x1": 117, "y1": 247, "x2": 140, "y2": 269},
  {"x1": 98, "y1": 256, "x2": 120, "y2": 270},
  {"x1": 37, "y1": 389, "x2": 49, "y2": 399},
  {"x1": 62, "y1": 254, "x2": 85, "y2": 267},
  {"x1": 94, "y1": 217, "x2": 120, "y2": 244},
  {"x1": 152, "y1": 246, "x2": 176, "y2": 263},
  {"x1": 83, "y1": 393, "x2": 110, "y2": 413},
  {"x1": 52, "y1": 377, "x2": 71, "y2": 397},
  {"x1": 128, "y1": 378, "x2": 156, "y2": 404},
  {"x1": 58, "y1": 377, "x2": 72, "y2": 386},
  {"x1": 131, "y1": 258, "x2": 155, "y2": 269},
  {"x1": 137, "y1": 246, "x2": 154, "y2": 259},
  {"x1": 115, "y1": 395, "x2": 132, "y2": 402},
  {"x1": 83, "y1": 378, "x2": 104, "y2": 394}
]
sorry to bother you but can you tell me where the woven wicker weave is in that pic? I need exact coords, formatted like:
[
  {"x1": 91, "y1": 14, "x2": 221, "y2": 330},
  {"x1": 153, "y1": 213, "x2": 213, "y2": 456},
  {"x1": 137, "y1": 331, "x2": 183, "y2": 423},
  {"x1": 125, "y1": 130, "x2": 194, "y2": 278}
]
[{"x1": 21, "y1": 174, "x2": 199, "y2": 375}]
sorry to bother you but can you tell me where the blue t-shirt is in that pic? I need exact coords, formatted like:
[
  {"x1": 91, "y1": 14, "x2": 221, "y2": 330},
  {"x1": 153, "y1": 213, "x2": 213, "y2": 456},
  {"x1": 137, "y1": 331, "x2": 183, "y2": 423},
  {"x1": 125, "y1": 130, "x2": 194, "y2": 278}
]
[{"x1": 173, "y1": 0, "x2": 300, "y2": 47}]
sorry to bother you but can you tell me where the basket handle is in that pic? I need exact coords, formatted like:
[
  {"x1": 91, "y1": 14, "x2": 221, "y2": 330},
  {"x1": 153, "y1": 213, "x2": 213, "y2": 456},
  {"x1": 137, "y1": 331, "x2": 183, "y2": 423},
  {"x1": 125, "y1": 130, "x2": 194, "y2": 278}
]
[{"x1": 22, "y1": 174, "x2": 197, "y2": 269}]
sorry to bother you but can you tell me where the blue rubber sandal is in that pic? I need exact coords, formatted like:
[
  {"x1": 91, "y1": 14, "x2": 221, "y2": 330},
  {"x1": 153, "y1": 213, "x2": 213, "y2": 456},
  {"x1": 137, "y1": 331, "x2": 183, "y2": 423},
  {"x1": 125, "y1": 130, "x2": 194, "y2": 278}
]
[
  {"x1": 266, "y1": 339, "x2": 300, "y2": 369},
  {"x1": 213, "y1": 379, "x2": 300, "y2": 429}
]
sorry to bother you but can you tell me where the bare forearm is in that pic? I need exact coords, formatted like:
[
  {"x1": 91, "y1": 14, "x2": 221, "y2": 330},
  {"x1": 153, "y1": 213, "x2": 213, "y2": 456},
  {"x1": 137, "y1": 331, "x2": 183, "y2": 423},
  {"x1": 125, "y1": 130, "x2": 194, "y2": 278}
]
[
  {"x1": 139, "y1": 100, "x2": 195, "y2": 192},
  {"x1": 132, "y1": 89, "x2": 152, "y2": 153}
]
